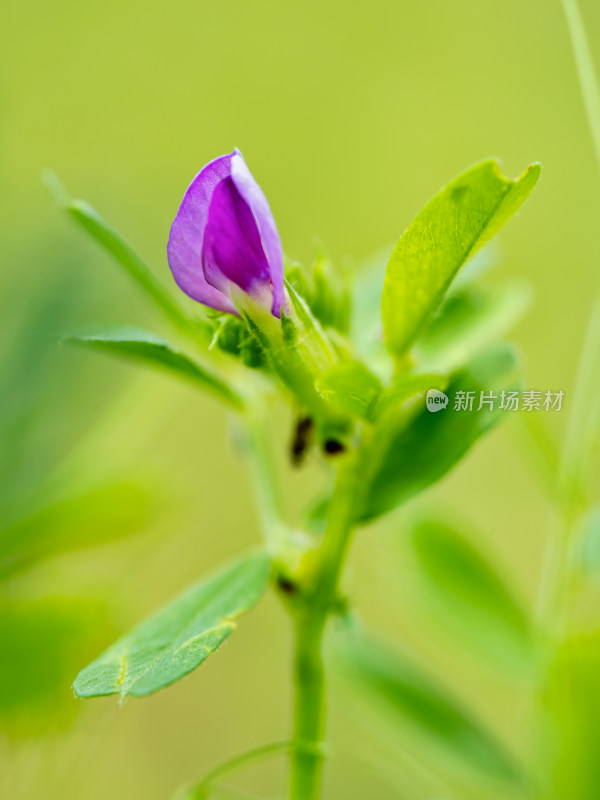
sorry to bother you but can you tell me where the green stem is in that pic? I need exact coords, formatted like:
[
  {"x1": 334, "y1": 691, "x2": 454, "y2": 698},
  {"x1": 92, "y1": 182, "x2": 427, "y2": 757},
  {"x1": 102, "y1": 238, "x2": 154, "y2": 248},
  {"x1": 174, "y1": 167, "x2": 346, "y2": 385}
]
[
  {"x1": 530, "y1": 9, "x2": 600, "y2": 796},
  {"x1": 288, "y1": 449, "x2": 360, "y2": 800},
  {"x1": 552, "y1": 0, "x2": 600, "y2": 638},
  {"x1": 535, "y1": 299, "x2": 600, "y2": 642},
  {"x1": 242, "y1": 402, "x2": 358, "y2": 800},
  {"x1": 539, "y1": 0, "x2": 600, "y2": 640},
  {"x1": 289, "y1": 616, "x2": 327, "y2": 800},
  {"x1": 561, "y1": 0, "x2": 600, "y2": 174}
]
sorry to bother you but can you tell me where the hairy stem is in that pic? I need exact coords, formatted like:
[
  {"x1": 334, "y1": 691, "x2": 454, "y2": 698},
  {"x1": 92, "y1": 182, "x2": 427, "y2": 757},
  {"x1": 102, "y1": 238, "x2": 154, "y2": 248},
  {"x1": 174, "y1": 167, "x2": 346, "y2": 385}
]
[{"x1": 288, "y1": 449, "x2": 360, "y2": 800}]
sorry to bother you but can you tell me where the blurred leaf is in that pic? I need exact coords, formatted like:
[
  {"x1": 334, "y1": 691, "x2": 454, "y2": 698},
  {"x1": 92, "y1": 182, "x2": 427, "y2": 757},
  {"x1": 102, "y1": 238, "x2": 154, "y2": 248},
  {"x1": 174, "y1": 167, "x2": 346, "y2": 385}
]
[
  {"x1": 0, "y1": 598, "x2": 107, "y2": 736},
  {"x1": 381, "y1": 160, "x2": 541, "y2": 357},
  {"x1": 416, "y1": 282, "x2": 531, "y2": 373},
  {"x1": 308, "y1": 253, "x2": 352, "y2": 334},
  {"x1": 408, "y1": 517, "x2": 535, "y2": 667},
  {"x1": 73, "y1": 552, "x2": 271, "y2": 698},
  {"x1": 63, "y1": 325, "x2": 244, "y2": 410},
  {"x1": 518, "y1": 413, "x2": 562, "y2": 499},
  {"x1": 0, "y1": 481, "x2": 156, "y2": 578},
  {"x1": 0, "y1": 272, "x2": 101, "y2": 506},
  {"x1": 359, "y1": 344, "x2": 520, "y2": 521},
  {"x1": 287, "y1": 255, "x2": 351, "y2": 336},
  {"x1": 561, "y1": 297, "x2": 600, "y2": 506},
  {"x1": 373, "y1": 373, "x2": 447, "y2": 419},
  {"x1": 316, "y1": 361, "x2": 382, "y2": 420},
  {"x1": 577, "y1": 506, "x2": 600, "y2": 575},
  {"x1": 548, "y1": 632, "x2": 600, "y2": 799},
  {"x1": 313, "y1": 255, "x2": 351, "y2": 333},
  {"x1": 45, "y1": 172, "x2": 202, "y2": 332},
  {"x1": 349, "y1": 246, "x2": 389, "y2": 350},
  {"x1": 336, "y1": 634, "x2": 524, "y2": 785}
]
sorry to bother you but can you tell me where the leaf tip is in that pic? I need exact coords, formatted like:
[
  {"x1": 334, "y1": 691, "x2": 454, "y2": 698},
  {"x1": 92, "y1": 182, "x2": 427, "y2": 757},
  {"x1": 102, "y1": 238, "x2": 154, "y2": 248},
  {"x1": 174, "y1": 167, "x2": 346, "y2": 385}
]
[{"x1": 42, "y1": 169, "x2": 70, "y2": 208}]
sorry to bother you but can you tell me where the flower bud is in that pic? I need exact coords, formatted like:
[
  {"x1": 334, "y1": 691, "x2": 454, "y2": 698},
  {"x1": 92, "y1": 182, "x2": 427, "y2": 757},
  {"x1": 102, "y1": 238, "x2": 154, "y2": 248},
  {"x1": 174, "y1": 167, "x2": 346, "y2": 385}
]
[{"x1": 168, "y1": 149, "x2": 284, "y2": 317}]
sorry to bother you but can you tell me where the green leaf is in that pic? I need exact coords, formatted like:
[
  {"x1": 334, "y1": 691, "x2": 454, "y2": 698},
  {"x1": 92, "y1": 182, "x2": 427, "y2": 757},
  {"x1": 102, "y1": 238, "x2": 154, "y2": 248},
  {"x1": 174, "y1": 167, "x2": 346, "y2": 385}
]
[
  {"x1": 315, "y1": 361, "x2": 382, "y2": 420},
  {"x1": 408, "y1": 517, "x2": 535, "y2": 667},
  {"x1": 359, "y1": 344, "x2": 520, "y2": 521},
  {"x1": 382, "y1": 160, "x2": 541, "y2": 357},
  {"x1": 44, "y1": 172, "x2": 201, "y2": 332},
  {"x1": 416, "y1": 282, "x2": 531, "y2": 373},
  {"x1": 336, "y1": 634, "x2": 524, "y2": 784},
  {"x1": 73, "y1": 552, "x2": 271, "y2": 698},
  {"x1": 62, "y1": 325, "x2": 244, "y2": 410}
]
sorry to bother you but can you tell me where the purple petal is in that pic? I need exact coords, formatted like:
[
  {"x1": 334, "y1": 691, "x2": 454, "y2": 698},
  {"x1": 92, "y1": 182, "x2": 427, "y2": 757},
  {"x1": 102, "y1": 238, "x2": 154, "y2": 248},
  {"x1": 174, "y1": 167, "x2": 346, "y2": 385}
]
[
  {"x1": 167, "y1": 149, "x2": 284, "y2": 316},
  {"x1": 202, "y1": 177, "x2": 272, "y2": 304},
  {"x1": 230, "y1": 150, "x2": 285, "y2": 316},
  {"x1": 167, "y1": 153, "x2": 237, "y2": 314}
]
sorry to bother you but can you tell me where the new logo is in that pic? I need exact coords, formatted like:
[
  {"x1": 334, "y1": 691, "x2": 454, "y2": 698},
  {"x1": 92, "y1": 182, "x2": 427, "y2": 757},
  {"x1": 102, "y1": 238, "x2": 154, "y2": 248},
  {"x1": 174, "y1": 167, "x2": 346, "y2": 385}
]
[{"x1": 426, "y1": 389, "x2": 448, "y2": 412}]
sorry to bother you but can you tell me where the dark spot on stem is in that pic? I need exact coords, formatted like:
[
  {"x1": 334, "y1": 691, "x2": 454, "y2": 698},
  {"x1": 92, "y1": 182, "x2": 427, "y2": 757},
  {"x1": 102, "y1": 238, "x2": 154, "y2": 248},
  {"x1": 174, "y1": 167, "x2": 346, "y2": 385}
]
[
  {"x1": 291, "y1": 416, "x2": 314, "y2": 465},
  {"x1": 323, "y1": 439, "x2": 345, "y2": 455},
  {"x1": 277, "y1": 576, "x2": 298, "y2": 595}
]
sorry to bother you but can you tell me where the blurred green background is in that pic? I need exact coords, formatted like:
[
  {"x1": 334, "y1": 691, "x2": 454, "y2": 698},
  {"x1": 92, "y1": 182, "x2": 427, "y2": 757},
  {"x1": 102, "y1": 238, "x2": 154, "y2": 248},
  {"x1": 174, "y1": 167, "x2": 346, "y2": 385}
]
[{"x1": 1, "y1": 0, "x2": 599, "y2": 798}]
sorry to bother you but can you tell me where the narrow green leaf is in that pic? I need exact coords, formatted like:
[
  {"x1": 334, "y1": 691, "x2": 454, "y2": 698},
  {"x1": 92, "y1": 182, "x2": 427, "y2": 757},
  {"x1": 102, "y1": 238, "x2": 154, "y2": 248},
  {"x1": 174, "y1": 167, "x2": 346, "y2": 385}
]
[
  {"x1": 73, "y1": 552, "x2": 271, "y2": 698},
  {"x1": 44, "y1": 171, "x2": 201, "y2": 332},
  {"x1": 409, "y1": 517, "x2": 535, "y2": 667},
  {"x1": 416, "y1": 282, "x2": 531, "y2": 373},
  {"x1": 359, "y1": 344, "x2": 520, "y2": 521},
  {"x1": 382, "y1": 160, "x2": 541, "y2": 357},
  {"x1": 336, "y1": 634, "x2": 524, "y2": 784},
  {"x1": 62, "y1": 325, "x2": 244, "y2": 410},
  {"x1": 315, "y1": 361, "x2": 382, "y2": 420}
]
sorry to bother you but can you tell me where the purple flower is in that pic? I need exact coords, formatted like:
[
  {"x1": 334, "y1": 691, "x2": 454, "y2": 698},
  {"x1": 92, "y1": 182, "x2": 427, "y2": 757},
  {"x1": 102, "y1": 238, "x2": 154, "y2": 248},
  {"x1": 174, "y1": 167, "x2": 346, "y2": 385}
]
[{"x1": 167, "y1": 149, "x2": 285, "y2": 317}]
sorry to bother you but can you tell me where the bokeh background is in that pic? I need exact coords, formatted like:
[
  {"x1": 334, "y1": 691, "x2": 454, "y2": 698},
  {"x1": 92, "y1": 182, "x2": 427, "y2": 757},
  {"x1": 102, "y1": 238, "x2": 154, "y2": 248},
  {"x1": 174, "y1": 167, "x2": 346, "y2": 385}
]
[{"x1": 1, "y1": 0, "x2": 599, "y2": 798}]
